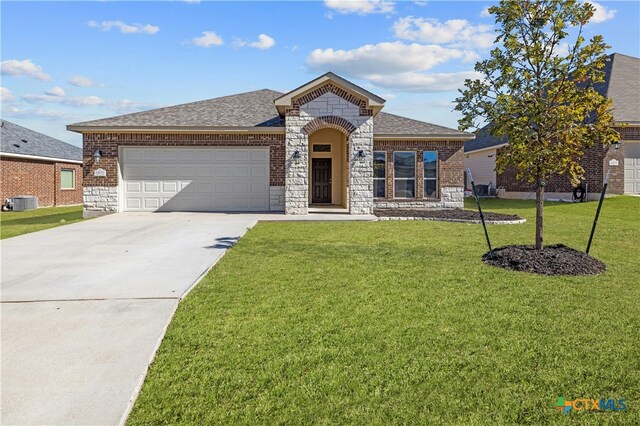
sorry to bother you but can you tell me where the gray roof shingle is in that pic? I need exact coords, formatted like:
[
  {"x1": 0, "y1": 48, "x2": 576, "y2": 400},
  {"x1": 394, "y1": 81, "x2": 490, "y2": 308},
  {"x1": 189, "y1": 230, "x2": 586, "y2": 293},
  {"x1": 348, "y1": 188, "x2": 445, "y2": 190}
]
[
  {"x1": 465, "y1": 53, "x2": 640, "y2": 152},
  {"x1": 596, "y1": 53, "x2": 640, "y2": 124},
  {"x1": 69, "y1": 89, "x2": 285, "y2": 129},
  {"x1": 68, "y1": 87, "x2": 471, "y2": 137},
  {"x1": 1, "y1": 120, "x2": 82, "y2": 162},
  {"x1": 374, "y1": 112, "x2": 471, "y2": 137}
]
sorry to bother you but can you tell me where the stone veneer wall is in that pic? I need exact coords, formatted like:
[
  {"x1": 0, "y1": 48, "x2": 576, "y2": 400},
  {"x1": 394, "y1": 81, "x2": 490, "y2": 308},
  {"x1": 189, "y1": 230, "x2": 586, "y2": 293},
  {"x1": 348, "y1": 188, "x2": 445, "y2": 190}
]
[
  {"x1": 83, "y1": 186, "x2": 118, "y2": 218},
  {"x1": 285, "y1": 90, "x2": 373, "y2": 215},
  {"x1": 374, "y1": 187, "x2": 463, "y2": 209},
  {"x1": 269, "y1": 186, "x2": 285, "y2": 211}
]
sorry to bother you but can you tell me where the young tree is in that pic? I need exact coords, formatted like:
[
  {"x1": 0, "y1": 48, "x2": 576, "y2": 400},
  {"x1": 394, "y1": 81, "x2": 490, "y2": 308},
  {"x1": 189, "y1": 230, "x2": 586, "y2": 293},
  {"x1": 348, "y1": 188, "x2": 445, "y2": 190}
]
[{"x1": 455, "y1": 0, "x2": 619, "y2": 250}]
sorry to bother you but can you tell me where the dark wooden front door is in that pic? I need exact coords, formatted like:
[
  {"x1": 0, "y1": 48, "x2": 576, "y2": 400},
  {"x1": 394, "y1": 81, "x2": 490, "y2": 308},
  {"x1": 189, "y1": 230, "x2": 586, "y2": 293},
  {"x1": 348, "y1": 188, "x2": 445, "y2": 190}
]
[{"x1": 312, "y1": 158, "x2": 332, "y2": 203}]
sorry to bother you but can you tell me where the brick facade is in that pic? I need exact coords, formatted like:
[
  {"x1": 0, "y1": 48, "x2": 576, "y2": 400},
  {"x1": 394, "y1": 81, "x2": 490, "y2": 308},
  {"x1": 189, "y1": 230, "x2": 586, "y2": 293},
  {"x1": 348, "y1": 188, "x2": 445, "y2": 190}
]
[
  {"x1": 496, "y1": 125, "x2": 640, "y2": 195},
  {"x1": 0, "y1": 157, "x2": 82, "y2": 207},
  {"x1": 373, "y1": 140, "x2": 465, "y2": 208},
  {"x1": 82, "y1": 133, "x2": 285, "y2": 188}
]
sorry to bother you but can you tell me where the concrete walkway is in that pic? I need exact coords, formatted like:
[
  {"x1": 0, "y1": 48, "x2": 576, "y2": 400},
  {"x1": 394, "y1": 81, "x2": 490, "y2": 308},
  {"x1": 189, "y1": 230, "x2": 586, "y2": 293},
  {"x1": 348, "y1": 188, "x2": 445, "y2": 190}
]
[{"x1": 1, "y1": 213, "x2": 260, "y2": 425}]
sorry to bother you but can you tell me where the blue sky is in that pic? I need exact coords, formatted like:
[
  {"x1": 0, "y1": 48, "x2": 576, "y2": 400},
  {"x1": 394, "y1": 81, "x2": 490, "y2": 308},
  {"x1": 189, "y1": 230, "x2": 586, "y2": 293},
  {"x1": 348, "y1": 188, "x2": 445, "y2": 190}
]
[{"x1": 1, "y1": 0, "x2": 638, "y2": 146}]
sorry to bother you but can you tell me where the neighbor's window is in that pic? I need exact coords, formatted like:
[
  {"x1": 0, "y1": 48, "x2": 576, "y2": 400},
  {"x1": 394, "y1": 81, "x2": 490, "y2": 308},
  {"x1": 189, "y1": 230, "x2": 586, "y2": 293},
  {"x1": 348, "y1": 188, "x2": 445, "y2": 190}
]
[
  {"x1": 423, "y1": 151, "x2": 438, "y2": 198},
  {"x1": 313, "y1": 144, "x2": 331, "y2": 152},
  {"x1": 393, "y1": 151, "x2": 416, "y2": 198},
  {"x1": 373, "y1": 151, "x2": 386, "y2": 198},
  {"x1": 61, "y1": 169, "x2": 75, "y2": 190}
]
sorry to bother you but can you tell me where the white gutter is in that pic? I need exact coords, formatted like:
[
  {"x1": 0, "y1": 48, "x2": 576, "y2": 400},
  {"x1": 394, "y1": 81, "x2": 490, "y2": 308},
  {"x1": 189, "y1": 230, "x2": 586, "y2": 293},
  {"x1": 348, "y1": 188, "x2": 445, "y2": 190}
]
[{"x1": 0, "y1": 151, "x2": 83, "y2": 164}]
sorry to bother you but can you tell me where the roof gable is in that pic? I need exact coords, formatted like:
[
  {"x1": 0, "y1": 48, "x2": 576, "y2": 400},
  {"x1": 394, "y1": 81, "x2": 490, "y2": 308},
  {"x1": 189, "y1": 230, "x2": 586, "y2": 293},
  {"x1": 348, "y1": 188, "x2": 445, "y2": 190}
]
[
  {"x1": 274, "y1": 72, "x2": 385, "y2": 116},
  {"x1": 0, "y1": 120, "x2": 81, "y2": 162}
]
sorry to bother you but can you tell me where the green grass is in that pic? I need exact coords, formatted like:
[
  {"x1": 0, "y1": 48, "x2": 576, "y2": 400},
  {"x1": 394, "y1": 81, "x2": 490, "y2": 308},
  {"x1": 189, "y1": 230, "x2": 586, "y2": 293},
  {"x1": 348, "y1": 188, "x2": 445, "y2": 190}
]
[
  {"x1": 129, "y1": 197, "x2": 639, "y2": 425},
  {"x1": 0, "y1": 205, "x2": 84, "y2": 239}
]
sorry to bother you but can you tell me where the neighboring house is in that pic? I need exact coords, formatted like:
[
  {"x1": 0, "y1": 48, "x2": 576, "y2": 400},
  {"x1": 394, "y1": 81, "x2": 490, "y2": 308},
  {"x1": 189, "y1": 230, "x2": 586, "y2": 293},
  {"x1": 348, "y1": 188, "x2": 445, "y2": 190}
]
[
  {"x1": 1, "y1": 120, "x2": 83, "y2": 207},
  {"x1": 67, "y1": 72, "x2": 474, "y2": 217},
  {"x1": 464, "y1": 53, "x2": 640, "y2": 199}
]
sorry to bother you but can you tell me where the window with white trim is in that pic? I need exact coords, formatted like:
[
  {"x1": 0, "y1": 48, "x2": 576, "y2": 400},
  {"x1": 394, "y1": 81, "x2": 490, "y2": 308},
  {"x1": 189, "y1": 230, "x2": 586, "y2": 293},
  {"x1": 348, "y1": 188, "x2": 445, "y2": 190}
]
[
  {"x1": 61, "y1": 169, "x2": 75, "y2": 190},
  {"x1": 373, "y1": 151, "x2": 386, "y2": 198},
  {"x1": 423, "y1": 151, "x2": 438, "y2": 198},
  {"x1": 393, "y1": 151, "x2": 416, "y2": 198}
]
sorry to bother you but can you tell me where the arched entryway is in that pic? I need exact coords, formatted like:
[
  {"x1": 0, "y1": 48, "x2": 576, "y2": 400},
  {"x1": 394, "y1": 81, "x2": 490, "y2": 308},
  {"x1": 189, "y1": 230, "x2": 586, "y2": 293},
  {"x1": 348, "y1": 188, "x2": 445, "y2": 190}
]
[{"x1": 307, "y1": 128, "x2": 349, "y2": 208}]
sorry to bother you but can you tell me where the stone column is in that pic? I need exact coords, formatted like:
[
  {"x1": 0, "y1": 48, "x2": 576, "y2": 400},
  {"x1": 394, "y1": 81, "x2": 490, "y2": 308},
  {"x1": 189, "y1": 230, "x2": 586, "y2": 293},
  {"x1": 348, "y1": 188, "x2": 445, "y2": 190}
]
[
  {"x1": 284, "y1": 115, "x2": 309, "y2": 215},
  {"x1": 348, "y1": 117, "x2": 374, "y2": 215}
]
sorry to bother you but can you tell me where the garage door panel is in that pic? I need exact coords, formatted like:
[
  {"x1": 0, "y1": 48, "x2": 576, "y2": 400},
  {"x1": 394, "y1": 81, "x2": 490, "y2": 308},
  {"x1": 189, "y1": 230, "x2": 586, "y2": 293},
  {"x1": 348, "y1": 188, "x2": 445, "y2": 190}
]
[{"x1": 122, "y1": 147, "x2": 269, "y2": 212}]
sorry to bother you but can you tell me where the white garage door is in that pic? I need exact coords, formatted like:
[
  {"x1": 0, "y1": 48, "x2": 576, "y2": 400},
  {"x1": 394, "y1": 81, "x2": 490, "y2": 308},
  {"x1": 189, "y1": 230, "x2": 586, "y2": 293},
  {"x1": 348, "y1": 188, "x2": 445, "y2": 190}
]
[
  {"x1": 624, "y1": 142, "x2": 640, "y2": 195},
  {"x1": 122, "y1": 147, "x2": 269, "y2": 212}
]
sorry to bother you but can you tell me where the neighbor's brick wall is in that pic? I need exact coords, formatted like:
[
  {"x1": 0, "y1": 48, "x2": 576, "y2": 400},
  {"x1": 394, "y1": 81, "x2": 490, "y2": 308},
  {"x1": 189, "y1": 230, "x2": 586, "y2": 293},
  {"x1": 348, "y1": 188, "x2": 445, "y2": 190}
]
[
  {"x1": 496, "y1": 125, "x2": 640, "y2": 195},
  {"x1": 0, "y1": 157, "x2": 82, "y2": 206},
  {"x1": 372, "y1": 140, "x2": 465, "y2": 202},
  {"x1": 82, "y1": 133, "x2": 285, "y2": 187}
]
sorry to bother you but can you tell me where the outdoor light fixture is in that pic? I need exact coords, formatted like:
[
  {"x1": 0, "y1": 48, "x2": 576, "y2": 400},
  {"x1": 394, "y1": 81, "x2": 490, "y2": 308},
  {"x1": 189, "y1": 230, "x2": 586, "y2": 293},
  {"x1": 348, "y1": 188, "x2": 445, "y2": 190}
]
[
  {"x1": 93, "y1": 150, "x2": 103, "y2": 163},
  {"x1": 293, "y1": 150, "x2": 301, "y2": 159},
  {"x1": 613, "y1": 141, "x2": 622, "y2": 149},
  {"x1": 358, "y1": 149, "x2": 366, "y2": 158}
]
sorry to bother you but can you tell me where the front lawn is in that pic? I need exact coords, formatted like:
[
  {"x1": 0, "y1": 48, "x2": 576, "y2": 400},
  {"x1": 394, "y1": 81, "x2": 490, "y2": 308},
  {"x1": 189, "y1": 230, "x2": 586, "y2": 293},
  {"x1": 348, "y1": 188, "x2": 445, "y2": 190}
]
[
  {"x1": 129, "y1": 197, "x2": 639, "y2": 424},
  {"x1": 0, "y1": 205, "x2": 84, "y2": 239}
]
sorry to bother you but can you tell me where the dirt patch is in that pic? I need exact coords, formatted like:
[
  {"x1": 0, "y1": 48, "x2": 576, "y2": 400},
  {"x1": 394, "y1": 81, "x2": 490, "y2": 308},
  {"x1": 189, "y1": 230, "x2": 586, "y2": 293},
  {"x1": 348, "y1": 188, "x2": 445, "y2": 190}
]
[
  {"x1": 374, "y1": 208, "x2": 522, "y2": 222},
  {"x1": 483, "y1": 244, "x2": 606, "y2": 276}
]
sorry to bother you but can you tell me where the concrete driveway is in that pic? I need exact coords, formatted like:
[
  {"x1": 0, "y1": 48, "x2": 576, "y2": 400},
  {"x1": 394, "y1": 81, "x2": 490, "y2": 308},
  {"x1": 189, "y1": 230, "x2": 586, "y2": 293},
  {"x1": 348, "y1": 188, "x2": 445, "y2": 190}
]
[{"x1": 1, "y1": 212, "x2": 259, "y2": 425}]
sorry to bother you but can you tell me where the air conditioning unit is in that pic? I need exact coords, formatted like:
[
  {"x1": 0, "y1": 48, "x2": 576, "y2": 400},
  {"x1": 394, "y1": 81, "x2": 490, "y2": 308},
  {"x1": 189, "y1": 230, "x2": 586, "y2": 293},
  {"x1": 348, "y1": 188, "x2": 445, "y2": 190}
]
[{"x1": 12, "y1": 196, "x2": 38, "y2": 211}]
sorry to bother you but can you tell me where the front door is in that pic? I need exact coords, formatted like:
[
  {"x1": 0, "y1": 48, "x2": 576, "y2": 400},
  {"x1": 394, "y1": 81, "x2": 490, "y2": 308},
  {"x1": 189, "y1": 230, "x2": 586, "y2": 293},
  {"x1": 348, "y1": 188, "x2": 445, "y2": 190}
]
[{"x1": 312, "y1": 158, "x2": 332, "y2": 203}]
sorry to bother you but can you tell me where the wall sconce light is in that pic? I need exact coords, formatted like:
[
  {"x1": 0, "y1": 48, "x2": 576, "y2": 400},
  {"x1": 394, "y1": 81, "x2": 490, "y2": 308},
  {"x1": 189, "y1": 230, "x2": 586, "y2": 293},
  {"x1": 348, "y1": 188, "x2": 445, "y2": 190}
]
[
  {"x1": 93, "y1": 150, "x2": 103, "y2": 163},
  {"x1": 358, "y1": 149, "x2": 366, "y2": 158},
  {"x1": 613, "y1": 141, "x2": 622, "y2": 149},
  {"x1": 293, "y1": 150, "x2": 301, "y2": 159}
]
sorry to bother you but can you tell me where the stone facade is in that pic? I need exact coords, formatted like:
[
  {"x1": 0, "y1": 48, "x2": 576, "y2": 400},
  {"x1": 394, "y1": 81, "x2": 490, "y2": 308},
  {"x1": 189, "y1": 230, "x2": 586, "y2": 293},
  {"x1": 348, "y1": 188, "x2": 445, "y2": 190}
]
[
  {"x1": 83, "y1": 186, "x2": 118, "y2": 217},
  {"x1": 374, "y1": 187, "x2": 463, "y2": 209},
  {"x1": 285, "y1": 90, "x2": 374, "y2": 215},
  {"x1": 0, "y1": 157, "x2": 82, "y2": 207},
  {"x1": 269, "y1": 186, "x2": 285, "y2": 211}
]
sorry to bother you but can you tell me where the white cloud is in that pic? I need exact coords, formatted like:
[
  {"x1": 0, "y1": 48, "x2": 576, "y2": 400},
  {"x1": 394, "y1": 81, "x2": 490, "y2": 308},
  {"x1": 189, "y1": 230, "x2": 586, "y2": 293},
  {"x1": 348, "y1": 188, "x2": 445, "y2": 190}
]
[
  {"x1": 45, "y1": 86, "x2": 66, "y2": 97},
  {"x1": 1, "y1": 59, "x2": 50, "y2": 80},
  {"x1": 414, "y1": 1, "x2": 428, "y2": 6},
  {"x1": 3, "y1": 107, "x2": 74, "y2": 120},
  {"x1": 1, "y1": 87, "x2": 15, "y2": 102},
  {"x1": 23, "y1": 93, "x2": 106, "y2": 107},
  {"x1": 191, "y1": 31, "x2": 224, "y2": 47},
  {"x1": 236, "y1": 34, "x2": 276, "y2": 50},
  {"x1": 69, "y1": 75, "x2": 98, "y2": 87},
  {"x1": 587, "y1": 1, "x2": 616, "y2": 23},
  {"x1": 324, "y1": 0, "x2": 395, "y2": 15},
  {"x1": 306, "y1": 42, "x2": 477, "y2": 76},
  {"x1": 480, "y1": 6, "x2": 491, "y2": 18},
  {"x1": 88, "y1": 20, "x2": 159, "y2": 35},
  {"x1": 380, "y1": 93, "x2": 397, "y2": 100},
  {"x1": 366, "y1": 71, "x2": 482, "y2": 93},
  {"x1": 393, "y1": 16, "x2": 495, "y2": 49}
]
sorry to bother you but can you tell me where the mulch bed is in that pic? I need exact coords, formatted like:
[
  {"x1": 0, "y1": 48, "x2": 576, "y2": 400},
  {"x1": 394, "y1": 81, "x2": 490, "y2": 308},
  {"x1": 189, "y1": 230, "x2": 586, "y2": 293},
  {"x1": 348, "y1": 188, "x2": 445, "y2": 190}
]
[
  {"x1": 374, "y1": 208, "x2": 522, "y2": 222},
  {"x1": 483, "y1": 244, "x2": 606, "y2": 276}
]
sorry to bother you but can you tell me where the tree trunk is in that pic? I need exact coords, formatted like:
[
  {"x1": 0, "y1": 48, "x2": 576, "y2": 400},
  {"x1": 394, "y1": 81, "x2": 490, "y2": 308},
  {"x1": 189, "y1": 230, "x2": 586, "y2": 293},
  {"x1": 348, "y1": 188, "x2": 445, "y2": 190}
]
[{"x1": 535, "y1": 182, "x2": 544, "y2": 250}]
